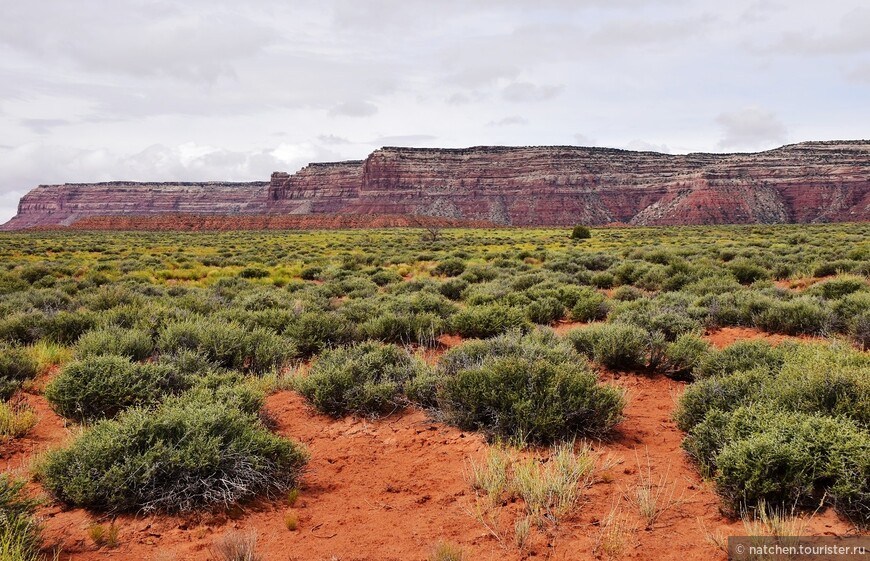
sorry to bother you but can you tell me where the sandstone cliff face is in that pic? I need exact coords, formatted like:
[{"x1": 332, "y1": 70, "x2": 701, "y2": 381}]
[
  {"x1": 4, "y1": 141, "x2": 869, "y2": 230},
  {"x1": 2, "y1": 181, "x2": 269, "y2": 230}
]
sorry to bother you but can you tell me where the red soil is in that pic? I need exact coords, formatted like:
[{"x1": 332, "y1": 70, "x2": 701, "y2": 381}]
[
  {"x1": 703, "y1": 327, "x2": 828, "y2": 349},
  {"x1": 5, "y1": 356, "x2": 857, "y2": 561}
]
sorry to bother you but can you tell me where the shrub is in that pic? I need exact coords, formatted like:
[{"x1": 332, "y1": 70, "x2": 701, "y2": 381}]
[
  {"x1": 566, "y1": 324, "x2": 649, "y2": 370},
  {"x1": 807, "y1": 275, "x2": 868, "y2": 300},
  {"x1": 41, "y1": 394, "x2": 308, "y2": 513},
  {"x1": 286, "y1": 311, "x2": 353, "y2": 358},
  {"x1": 433, "y1": 258, "x2": 466, "y2": 277},
  {"x1": 755, "y1": 297, "x2": 831, "y2": 335},
  {"x1": 525, "y1": 297, "x2": 566, "y2": 325},
  {"x1": 77, "y1": 326, "x2": 154, "y2": 361},
  {"x1": 438, "y1": 278, "x2": 468, "y2": 301},
  {"x1": 238, "y1": 266, "x2": 268, "y2": 279},
  {"x1": 295, "y1": 342, "x2": 429, "y2": 417},
  {"x1": 729, "y1": 260, "x2": 769, "y2": 284},
  {"x1": 0, "y1": 399, "x2": 37, "y2": 440},
  {"x1": 675, "y1": 368, "x2": 769, "y2": 431},
  {"x1": 570, "y1": 225, "x2": 591, "y2": 240},
  {"x1": 662, "y1": 333, "x2": 712, "y2": 379},
  {"x1": 695, "y1": 340, "x2": 787, "y2": 379},
  {"x1": 159, "y1": 319, "x2": 289, "y2": 374},
  {"x1": 360, "y1": 312, "x2": 445, "y2": 347},
  {"x1": 570, "y1": 288, "x2": 608, "y2": 322},
  {"x1": 440, "y1": 329, "x2": 578, "y2": 375},
  {"x1": 0, "y1": 344, "x2": 38, "y2": 400},
  {"x1": 45, "y1": 356, "x2": 189, "y2": 422},
  {"x1": 439, "y1": 356, "x2": 623, "y2": 442},
  {"x1": 450, "y1": 304, "x2": 529, "y2": 339}
]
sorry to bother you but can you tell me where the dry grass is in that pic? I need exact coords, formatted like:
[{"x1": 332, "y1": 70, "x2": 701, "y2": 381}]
[
  {"x1": 629, "y1": 450, "x2": 684, "y2": 529},
  {"x1": 87, "y1": 521, "x2": 119, "y2": 549},
  {"x1": 595, "y1": 499, "x2": 635, "y2": 560},
  {"x1": 284, "y1": 512, "x2": 298, "y2": 531},
  {"x1": 466, "y1": 447, "x2": 511, "y2": 505},
  {"x1": 428, "y1": 541, "x2": 467, "y2": 561},
  {"x1": 211, "y1": 531, "x2": 262, "y2": 561},
  {"x1": 0, "y1": 399, "x2": 37, "y2": 440},
  {"x1": 27, "y1": 342, "x2": 74, "y2": 375}
]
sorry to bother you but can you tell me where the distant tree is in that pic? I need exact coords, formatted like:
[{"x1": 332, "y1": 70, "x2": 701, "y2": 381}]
[{"x1": 571, "y1": 225, "x2": 591, "y2": 240}]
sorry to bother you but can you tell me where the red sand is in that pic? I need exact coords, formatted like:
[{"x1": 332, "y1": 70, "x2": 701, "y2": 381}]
[
  {"x1": 2, "y1": 350, "x2": 857, "y2": 561},
  {"x1": 703, "y1": 326, "x2": 828, "y2": 349}
]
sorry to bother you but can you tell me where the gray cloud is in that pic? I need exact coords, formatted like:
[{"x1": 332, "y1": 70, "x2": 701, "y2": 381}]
[
  {"x1": 488, "y1": 116, "x2": 529, "y2": 127},
  {"x1": 371, "y1": 134, "x2": 437, "y2": 146},
  {"x1": 716, "y1": 107, "x2": 787, "y2": 150},
  {"x1": 329, "y1": 101, "x2": 380, "y2": 117},
  {"x1": 502, "y1": 82, "x2": 564, "y2": 103}
]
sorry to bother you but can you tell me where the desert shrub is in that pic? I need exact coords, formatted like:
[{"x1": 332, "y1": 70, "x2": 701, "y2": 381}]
[
  {"x1": 439, "y1": 356, "x2": 623, "y2": 442},
  {"x1": 590, "y1": 271, "x2": 614, "y2": 289},
  {"x1": 851, "y1": 310, "x2": 870, "y2": 349},
  {"x1": 695, "y1": 340, "x2": 787, "y2": 379},
  {"x1": 566, "y1": 323, "x2": 648, "y2": 370},
  {"x1": 525, "y1": 297, "x2": 565, "y2": 325},
  {"x1": 299, "y1": 266, "x2": 322, "y2": 281},
  {"x1": 369, "y1": 269, "x2": 402, "y2": 286},
  {"x1": 45, "y1": 355, "x2": 189, "y2": 422},
  {"x1": 0, "y1": 344, "x2": 39, "y2": 401},
  {"x1": 755, "y1": 297, "x2": 831, "y2": 335},
  {"x1": 570, "y1": 287, "x2": 608, "y2": 322},
  {"x1": 433, "y1": 258, "x2": 466, "y2": 277},
  {"x1": 286, "y1": 311, "x2": 353, "y2": 358},
  {"x1": 186, "y1": 372, "x2": 265, "y2": 417},
  {"x1": 662, "y1": 333, "x2": 712, "y2": 379},
  {"x1": 440, "y1": 329, "x2": 578, "y2": 376},
  {"x1": 675, "y1": 368, "x2": 770, "y2": 431},
  {"x1": 360, "y1": 312, "x2": 444, "y2": 347},
  {"x1": 570, "y1": 225, "x2": 591, "y2": 240},
  {"x1": 807, "y1": 275, "x2": 868, "y2": 300},
  {"x1": 0, "y1": 475, "x2": 42, "y2": 561},
  {"x1": 296, "y1": 342, "x2": 429, "y2": 417},
  {"x1": 0, "y1": 312, "x2": 46, "y2": 345},
  {"x1": 438, "y1": 278, "x2": 468, "y2": 301},
  {"x1": 609, "y1": 295, "x2": 700, "y2": 341},
  {"x1": 459, "y1": 264, "x2": 498, "y2": 284},
  {"x1": 611, "y1": 285, "x2": 644, "y2": 301},
  {"x1": 813, "y1": 259, "x2": 858, "y2": 278},
  {"x1": 41, "y1": 394, "x2": 308, "y2": 513},
  {"x1": 77, "y1": 326, "x2": 154, "y2": 361},
  {"x1": 42, "y1": 311, "x2": 97, "y2": 344},
  {"x1": 238, "y1": 266, "x2": 269, "y2": 279},
  {"x1": 159, "y1": 319, "x2": 289, "y2": 374},
  {"x1": 450, "y1": 304, "x2": 529, "y2": 339},
  {"x1": 729, "y1": 260, "x2": 769, "y2": 284}
]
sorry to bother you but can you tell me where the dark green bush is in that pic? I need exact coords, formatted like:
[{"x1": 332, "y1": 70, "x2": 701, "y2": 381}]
[
  {"x1": 566, "y1": 323, "x2": 648, "y2": 370},
  {"x1": 42, "y1": 311, "x2": 97, "y2": 344},
  {"x1": 238, "y1": 266, "x2": 269, "y2": 279},
  {"x1": 662, "y1": 333, "x2": 712, "y2": 379},
  {"x1": 286, "y1": 311, "x2": 353, "y2": 358},
  {"x1": 0, "y1": 344, "x2": 38, "y2": 400},
  {"x1": 525, "y1": 297, "x2": 565, "y2": 325},
  {"x1": 438, "y1": 278, "x2": 468, "y2": 301},
  {"x1": 296, "y1": 342, "x2": 429, "y2": 417},
  {"x1": 729, "y1": 260, "x2": 769, "y2": 284},
  {"x1": 695, "y1": 339, "x2": 787, "y2": 379},
  {"x1": 570, "y1": 225, "x2": 591, "y2": 240},
  {"x1": 807, "y1": 275, "x2": 868, "y2": 300},
  {"x1": 77, "y1": 326, "x2": 154, "y2": 361},
  {"x1": 756, "y1": 297, "x2": 831, "y2": 335},
  {"x1": 450, "y1": 304, "x2": 529, "y2": 339},
  {"x1": 433, "y1": 258, "x2": 466, "y2": 277},
  {"x1": 570, "y1": 287, "x2": 608, "y2": 322},
  {"x1": 45, "y1": 356, "x2": 189, "y2": 422},
  {"x1": 439, "y1": 356, "x2": 623, "y2": 442},
  {"x1": 41, "y1": 394, "x2": 307, "y2": 513}
]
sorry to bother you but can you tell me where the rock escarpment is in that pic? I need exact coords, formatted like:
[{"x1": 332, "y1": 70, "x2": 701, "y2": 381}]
[{"x1": 4, "y1": 141, "x2": 870, "y2": 230}]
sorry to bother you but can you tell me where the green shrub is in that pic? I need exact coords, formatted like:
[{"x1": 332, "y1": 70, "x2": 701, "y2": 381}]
[
  {"x1": 433, "y1": 258, "x2": 466, "y2": 277},
  {"x1": 440, "y1": 329, "x2": 578, "y2": 376},
  {"x1": 77, "y1": 326, "x2": 154, "y2": 361},
  {"x1": 729, "y1": 260, "x2": 769, "y2": 284},
  {"x1": 296, "y1": 342, "x2": 429, "y2": 417},
  {"x1": 755, "y1": 297, "x2": 831, "y2": 335},
  {"x1": 159, "y1": 319, "x2": 289, "y2": 374},
  {"x1": 570, "y1": 225, "x2": 591, "y2": 240},
  {"x1": 675, "y1": 368, "x2": 770, "y2": 431},
  {"x1": 45, "y1": 356, "x2": 189, "y2": 422},
  {"x1": 525, "y1": 297, "x2": 565, "y2": 325},
  {"x1": 439, "y1": 356, "x2": 623, "y2": 442},
  {"x1": 566, "y1": 323, "x2": 648, "y2": 370},
  {"x1": 438, "y1": 278, "x2": 468, "y2": 301},
  {"x1": 286, "y1": 311, "x2": 353, "y2": 358},
  {"x1": 0, "y1": 312, "x2": 45, "y2": 345},
  {"x1": 450, "y1": 304, "x2": 529, "y2": 339},
  {"x1": 570, "y1": 288, "x2": 608, "y2": 322},
  {"x1": 807, "y1": 275, "x2": 868, "y2": 300},
  {"x1": 238, "y1": 266, "x2": 269, "y2": 279},
  {"x1": 695, "y1": 340, "x2": 787, "y2": 379},
  {"x1": 851, "y1": 310, "x2": 870, "y2": 349},
  {"x1": 662, "y1": 333, "x2": 712, "y2": 379},
  {"x1": 41, "y1": 394, "x2": 308, "y2": 513},
  {"x1": 0, "y1": 344, "x2": 39, "y2": 400}
]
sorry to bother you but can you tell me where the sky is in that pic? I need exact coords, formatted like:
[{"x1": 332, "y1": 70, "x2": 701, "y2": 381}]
[{"x1": 1, "y1": 0, "x2": 868, "y2": 222}]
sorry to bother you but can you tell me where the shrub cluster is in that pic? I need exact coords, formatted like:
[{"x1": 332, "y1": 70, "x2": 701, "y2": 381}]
[{"x1": 41, "y1": 394, "x2": 308, "y2": 513}]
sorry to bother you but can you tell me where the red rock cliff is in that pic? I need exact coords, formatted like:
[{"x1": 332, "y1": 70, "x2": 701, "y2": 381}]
[{"x1": 4, "y1": 141, "x2": 869, "y2": 229}]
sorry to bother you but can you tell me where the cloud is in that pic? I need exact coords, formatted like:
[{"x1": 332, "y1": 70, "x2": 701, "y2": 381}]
[
  {"x1": 370, "y1": 134, "x2": 437, "y2": 146},
  {"x1": 765, "y1": 7, "x2": 870, "y2": 56},
  {"x1": 20, "y1": 118, "x2": 69, "y2": 134},
  {"x1": 329, "y1": 101, "x2": 379, "y2": 117},
  {"x1": 502, "y1": 82, "x2": 564, "y2": 103},
  {"x1": 487, "y1": 116, "x2": 528, "y2": 127},
  {"x1": 573, "y1": 133, "x2": 595, "y2": 146},
  {"x1": 716, "y1": 106, "x2": 787, "y2": 150},
  {"x1": 318, "y1": 134, "x2": 353, "y2": 145},
  {"x1": 624, "y1": 140, "x2": 671, "y2": 153}
]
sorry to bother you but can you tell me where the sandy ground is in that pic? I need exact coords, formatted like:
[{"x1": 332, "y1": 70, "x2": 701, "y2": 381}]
[{"x1": 0, "y1": 332, "x2": 859, "y2": 561}]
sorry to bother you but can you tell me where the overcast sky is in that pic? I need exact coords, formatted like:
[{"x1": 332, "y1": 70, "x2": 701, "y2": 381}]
[{"x1": 1, "y1": 0, "x2": 868, "y2": 221}]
